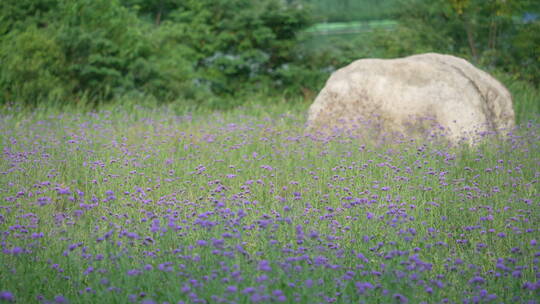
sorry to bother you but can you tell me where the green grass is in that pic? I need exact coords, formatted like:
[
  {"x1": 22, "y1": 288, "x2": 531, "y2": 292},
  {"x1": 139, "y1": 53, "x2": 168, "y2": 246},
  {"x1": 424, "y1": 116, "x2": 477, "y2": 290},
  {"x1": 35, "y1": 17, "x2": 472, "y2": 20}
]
[
  {"x1": 0, "y1": 100, "x2": 538, "y2": 303},
  {"x1": 493, "y1": 72, "x2": 540, "y2": 124}
]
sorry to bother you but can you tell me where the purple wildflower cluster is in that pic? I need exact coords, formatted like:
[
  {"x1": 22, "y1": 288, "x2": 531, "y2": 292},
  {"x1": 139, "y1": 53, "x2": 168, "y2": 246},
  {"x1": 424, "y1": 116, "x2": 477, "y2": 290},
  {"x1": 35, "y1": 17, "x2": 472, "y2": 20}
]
[{"x1": 0, "y1": 110, "x2": 539, "y2": 303}]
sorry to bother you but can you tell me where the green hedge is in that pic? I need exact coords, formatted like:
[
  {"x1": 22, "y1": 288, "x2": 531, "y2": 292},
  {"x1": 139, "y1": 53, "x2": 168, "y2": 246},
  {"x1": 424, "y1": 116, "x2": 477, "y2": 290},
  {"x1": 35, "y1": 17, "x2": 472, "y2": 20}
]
[{"x1": 0, "y1": 0, "x2": 312, "y2": 106}]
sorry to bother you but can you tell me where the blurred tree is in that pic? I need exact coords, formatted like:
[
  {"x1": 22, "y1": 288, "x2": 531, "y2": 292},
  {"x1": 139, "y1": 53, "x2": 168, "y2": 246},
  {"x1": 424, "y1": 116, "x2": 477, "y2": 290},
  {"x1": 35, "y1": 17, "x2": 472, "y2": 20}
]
[
  {"x1": 160, "y1": 0, "x2": 312, "y2": 95},
  {"x1": 0, "y1": 0, "x2": 197, "y2": 105},
  {"x1": 121, "y1": 0, "x2": 180, "y2": 25},
  {"x1": 375, "y1": 0, "x2": 540, "y2": 85},
  {"x1": 0, "y1": 0, "x2": 312, "y2": 105},
  {"x1": 0, "y1": 0, "x2": 57, "y2": 35},
  {"x1": 0, "y1": 27, "x2": 70, "y2": 104},
  {"x1": 301, "y1": 0, "x2": 401, "y2": 22},
  {"x1": 54, "y1": 0, "x2": 146, "y2": 100}
]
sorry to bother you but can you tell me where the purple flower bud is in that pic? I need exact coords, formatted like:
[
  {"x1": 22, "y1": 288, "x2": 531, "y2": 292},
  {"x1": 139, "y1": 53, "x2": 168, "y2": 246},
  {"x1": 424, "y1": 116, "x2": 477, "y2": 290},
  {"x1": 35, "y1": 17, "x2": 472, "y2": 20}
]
[
  {"x1": 258, "y1": 260, "x2": 271, "y2": 272},
  {"x1": 83, "y1": 266, "x2": 94, "y2": 275},
  {"x1": 0, "y1": 291, "x2": 14, "y2": 302},
  {"x1": 468, "y1": 276, "x2": 485, "y2": 285},
  {"x1": 393, "y1": 293, "x2": 408, "y2": 303},
  {"x1": 11, "y1": 247, "x2": 23, "y2": 255},
  {"x1": 54, "y1": 295, "x2": 68, "y2": 303},
  {"x1": 355, "y1": 282, "x2": 374, "y2": 295}
]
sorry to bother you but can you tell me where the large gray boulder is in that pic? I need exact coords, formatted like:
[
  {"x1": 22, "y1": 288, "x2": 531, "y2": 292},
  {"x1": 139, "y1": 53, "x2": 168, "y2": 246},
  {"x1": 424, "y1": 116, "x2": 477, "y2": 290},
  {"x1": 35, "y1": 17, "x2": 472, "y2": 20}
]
[{"x1": 307, "y1": 53, "x2": 515, "y2": 143}]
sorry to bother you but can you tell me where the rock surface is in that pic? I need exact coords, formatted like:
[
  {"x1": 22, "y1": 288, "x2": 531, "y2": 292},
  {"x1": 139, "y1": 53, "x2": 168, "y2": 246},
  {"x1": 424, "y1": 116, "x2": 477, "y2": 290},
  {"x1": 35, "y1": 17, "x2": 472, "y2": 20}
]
[{"x1": 307, "y1": 53, "x2": 515, "y2": 142}]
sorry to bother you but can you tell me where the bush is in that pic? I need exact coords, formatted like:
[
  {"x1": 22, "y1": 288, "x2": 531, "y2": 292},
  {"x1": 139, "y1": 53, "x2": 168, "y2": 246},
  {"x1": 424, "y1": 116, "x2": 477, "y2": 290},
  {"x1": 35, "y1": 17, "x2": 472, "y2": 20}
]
[
  {"x1": 0, "y1": 27, "x2": 70, "y2": 105},
  {"x1": 374, "y1": 0, "x2": 540, "y2": 86},
  {"x1": 137, "y1": 23, "x2": 201, "y2": 102},
  {"x1": 54, "y1": 0, "x2": 157, "y2": 102},
  {"x1": 164, "y1": 0, "x2": 312, "y2": 96},
  {"x1": 0, "y1": 0, "x2": 57, "y2": 36},
  {"x1": 0, "y1": 0, "x2": 312, "y2": 106}
]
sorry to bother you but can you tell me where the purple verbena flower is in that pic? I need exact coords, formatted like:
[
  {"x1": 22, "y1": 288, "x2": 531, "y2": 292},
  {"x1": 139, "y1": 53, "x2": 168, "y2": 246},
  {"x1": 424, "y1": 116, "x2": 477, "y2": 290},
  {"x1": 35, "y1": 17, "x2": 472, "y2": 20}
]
[
  {"x1": 0, "y1": 291, "x2": 14, "y2": 302},
  {"x1": 468, "y1": 276, "x2": 485, "y2": 285},
  {"x1": 258, "y1": 260, "x2": 271, "y2": 272},
  {"x1": 54, "y1": 295, "x2": 68, "y2": 303},
  {"x1": 355, "y1": 282, "x2": 374, "y2": 295},
  {"x1": 393, "y1": 294, "x2": 408, "y2": 303}
]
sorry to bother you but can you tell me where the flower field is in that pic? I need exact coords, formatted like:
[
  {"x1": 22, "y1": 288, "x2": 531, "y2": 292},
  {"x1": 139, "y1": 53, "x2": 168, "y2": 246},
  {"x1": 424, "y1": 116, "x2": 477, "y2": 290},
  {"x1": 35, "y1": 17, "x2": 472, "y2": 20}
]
[{"x1": 1, "y1": 104, "x2": 539, "y2": 303}]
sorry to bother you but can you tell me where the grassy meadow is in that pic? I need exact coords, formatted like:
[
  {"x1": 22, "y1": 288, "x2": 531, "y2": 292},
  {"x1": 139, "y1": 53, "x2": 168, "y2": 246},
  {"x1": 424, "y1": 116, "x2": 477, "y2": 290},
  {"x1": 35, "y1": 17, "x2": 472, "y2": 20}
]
[{"x1": 0, "y1": 100, "x2": 539, "y2": 303}]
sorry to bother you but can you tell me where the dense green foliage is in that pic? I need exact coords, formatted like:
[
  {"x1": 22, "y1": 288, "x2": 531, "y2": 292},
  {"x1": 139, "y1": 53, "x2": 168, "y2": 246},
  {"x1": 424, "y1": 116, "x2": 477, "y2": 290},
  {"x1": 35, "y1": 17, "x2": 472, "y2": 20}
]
[
  {"x1": 303, "y1": 0, "x2": 401, "y2": 22},
  {"x1": 0, "y1": 0, "x2": 538, "y2": 118},
  {"x1": 1, "y1": 0, "x2": 310, "y2": 105},
  {"x1": 384, "y1": 0, "x2": 540, "y2": 84},
  {"x1": 302, "y1": 0, "x2": 540, "y2": 84}
]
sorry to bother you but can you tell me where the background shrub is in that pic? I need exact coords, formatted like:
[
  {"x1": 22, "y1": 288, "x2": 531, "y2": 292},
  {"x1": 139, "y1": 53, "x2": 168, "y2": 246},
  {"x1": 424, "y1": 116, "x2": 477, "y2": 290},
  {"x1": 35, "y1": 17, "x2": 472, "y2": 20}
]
[
  {"x1": 0, "y1": 0, "x2": 538, "y2": 116},
  {"x1": 0, "y1": 27, "x2": 70, "y2": 105}
]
